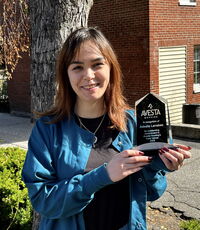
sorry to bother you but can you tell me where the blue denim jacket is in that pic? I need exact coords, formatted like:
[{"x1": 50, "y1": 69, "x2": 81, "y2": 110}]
[{"x1": 22, "y1": 110, "x2": 169, "y2": 230}]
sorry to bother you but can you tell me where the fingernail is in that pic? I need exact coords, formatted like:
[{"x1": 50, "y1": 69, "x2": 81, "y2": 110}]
[
  {"x1": 159, "y1": 150, "x2": 163, "y2": 155},
  {"x1": 187, "y1": 146, "x2": 192, "y2": 150},
  {"x1": 148, "y1": 156, "x2": 153, "y2": 161},
  {"x1": 139, "y1": 151, "x2": 144, "y2": 155},
  {"x1": 163, "y1": 147, "x2": 169, "y2": 151}
]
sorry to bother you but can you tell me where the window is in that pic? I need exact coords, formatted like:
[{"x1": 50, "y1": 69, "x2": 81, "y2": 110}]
[
  {"x1": 179, "y1": 0, "x2": 196, "y2": 6},
  {"x1": 194, "y1": 45, "x2": 200, "y2": 93}
]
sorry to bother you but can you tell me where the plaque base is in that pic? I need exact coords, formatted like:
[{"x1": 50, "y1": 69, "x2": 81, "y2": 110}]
[{"x1": 134, "y1": 142, "x2": 178, "y2": 156}]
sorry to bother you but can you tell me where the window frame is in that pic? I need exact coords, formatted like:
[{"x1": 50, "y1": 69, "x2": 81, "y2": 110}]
[
  {"x1": 194, "y1": 45, "x2": 200, "y2": 93},
  {"x1": 179, "y1": 0, "x2": 197, "y2": 6}
]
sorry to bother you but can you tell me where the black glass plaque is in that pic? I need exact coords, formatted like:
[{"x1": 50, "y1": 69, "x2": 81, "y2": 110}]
[{"x1": 135, "y1": 92, "x2": 175, "y2": 155}]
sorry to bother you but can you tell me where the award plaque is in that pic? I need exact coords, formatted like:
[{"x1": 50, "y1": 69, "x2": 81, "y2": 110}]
[{"x1": 135, "y1": 92, "x2": 175, "y2": 155}]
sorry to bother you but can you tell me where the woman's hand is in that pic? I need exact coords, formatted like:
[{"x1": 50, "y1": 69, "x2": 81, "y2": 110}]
[
  {"x1": 106, "y1": 150, "x2": 152, "y2": 182},
  {"x1": 159, "y1": 144, "x2": 191, "y2": 171}
]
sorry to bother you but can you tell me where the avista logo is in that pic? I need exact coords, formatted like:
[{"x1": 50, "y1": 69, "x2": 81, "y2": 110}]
[{"x1": 141, "y1": 103, "x2": 161, "y2": 117}]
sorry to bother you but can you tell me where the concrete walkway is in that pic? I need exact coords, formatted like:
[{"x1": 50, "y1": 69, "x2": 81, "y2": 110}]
[
  {"x1": 0, "y1": 113, "x2": 199, "y2": 220},
  {"x1": 0, "y1": 113, "x2": 33, "y2": 149},
  {"x1": 150, "y1": 138, "x2": 200, "y2": 220}
]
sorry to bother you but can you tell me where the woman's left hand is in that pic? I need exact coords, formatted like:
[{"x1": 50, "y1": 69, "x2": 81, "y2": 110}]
[{"x1": 158, "y1": 144, "x2": 192, "y2": 171}]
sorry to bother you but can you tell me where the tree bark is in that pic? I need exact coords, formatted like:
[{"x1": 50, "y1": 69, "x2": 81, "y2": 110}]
[
  {"x1": 29, "y1": 1, "x2": 93, "y2": 229},
  {"x1": 29, "y1": 0, "x2": 93, "y2": 115}
]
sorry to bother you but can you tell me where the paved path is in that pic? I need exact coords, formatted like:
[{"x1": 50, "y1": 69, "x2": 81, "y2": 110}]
[
  {"x1": 150, "y1": 138, "x2": 200, "y2": 220},
  {"x1": 0, "y1": 113, "x2": 33, "y2": 149},
  {"x1": 0, "y1": 113, "x2": 199, "y2": 220}
]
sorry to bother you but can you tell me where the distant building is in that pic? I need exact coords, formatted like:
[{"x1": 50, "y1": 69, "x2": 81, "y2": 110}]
[
  {"x1": 89, "y1": 0, "x2": 200, "y2": 123},
  {"x1": 7, "y1": 53, "x2": 31, "y2": 117},
  {"x1": 7, "y1": 0, "x2": 200, "y2": 123}
]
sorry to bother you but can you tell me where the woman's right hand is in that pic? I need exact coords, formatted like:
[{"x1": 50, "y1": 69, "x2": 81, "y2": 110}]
[{"x1": 106, "y1": 150, "x2": 152, "y2": 182}]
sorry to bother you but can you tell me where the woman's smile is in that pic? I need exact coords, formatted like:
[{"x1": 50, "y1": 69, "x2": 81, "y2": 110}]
[{"x1": 81, "y1": 83, "x2": 100, "y2": 90}]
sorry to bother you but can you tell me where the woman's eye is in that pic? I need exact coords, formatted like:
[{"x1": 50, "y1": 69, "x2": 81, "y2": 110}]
[
  {"x1": 72, "y1": 66, "x2": 82, "y2": 71},
  {"x1": 93, "y1": 62, "x2": 104, "y2": 68}
]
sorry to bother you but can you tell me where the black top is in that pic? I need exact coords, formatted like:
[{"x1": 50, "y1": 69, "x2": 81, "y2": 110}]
[{"x1": 75, "y1": 114, "x2": 130, "y2": 230}]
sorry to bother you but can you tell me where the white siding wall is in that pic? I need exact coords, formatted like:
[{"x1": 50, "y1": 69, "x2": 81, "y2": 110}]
[{"x1": 159, "y1": 46, "x2": 186, "y2": 124}]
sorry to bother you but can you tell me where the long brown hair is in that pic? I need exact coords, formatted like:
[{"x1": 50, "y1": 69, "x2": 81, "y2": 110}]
[{"x1": 39, "y1": 27, "x2": 130, "y2": 131}]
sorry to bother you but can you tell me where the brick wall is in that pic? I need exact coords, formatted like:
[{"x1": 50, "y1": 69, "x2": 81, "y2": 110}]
[
  {"x1": 149, "y1": 0, "x2": 200, "y2": 104},
  {"x1": 89, "y1": 0, "x2": 200, "y2": 105},
  {"x1": 88, "y1": 0, "x2": 150, "y2": 107},
  {"x1": 7, "y1": 52, "x2": 31, "y2": 115}
]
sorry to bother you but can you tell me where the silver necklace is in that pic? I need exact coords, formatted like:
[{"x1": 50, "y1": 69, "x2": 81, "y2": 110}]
[{"x1": 77, "y1": 114, "x2": 106, "y2": 147}]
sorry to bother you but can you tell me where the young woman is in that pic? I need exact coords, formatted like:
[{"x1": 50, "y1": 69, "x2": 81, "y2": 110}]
[{"x1": 22, "y1": 27, "x2": 191, "y2": 230}]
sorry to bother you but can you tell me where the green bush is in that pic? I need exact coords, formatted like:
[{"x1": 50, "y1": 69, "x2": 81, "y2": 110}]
[
  {"x1": 180, "y1": 219, "x2": 200, "y2": 230},
  {"x1": 0, "y1": 147, "x2": 32, "y2": 230}
]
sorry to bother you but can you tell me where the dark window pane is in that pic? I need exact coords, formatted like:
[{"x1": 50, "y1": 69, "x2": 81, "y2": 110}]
[
  {"x1": 194, "y1": 46, "x2": 200, "y2": 60},
  {"x1": 197, "y1": 73, "x2": 200, "y2": 84},
  {"x1": 195, "y1": 61, "x2": 200, "y2": 72}
]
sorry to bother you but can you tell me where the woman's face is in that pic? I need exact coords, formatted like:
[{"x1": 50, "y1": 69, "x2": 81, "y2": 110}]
[{"x1": 67, "y1": 41, "x2": 110, "y2": 106}]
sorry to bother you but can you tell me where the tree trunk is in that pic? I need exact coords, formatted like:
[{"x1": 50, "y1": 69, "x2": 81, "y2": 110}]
[
  {"x1": 29, "y1": 0, "x2": 93, "y2": 115},
  {"x1": 28, "y1": 1, "x2": 93, "y2": 229}
]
